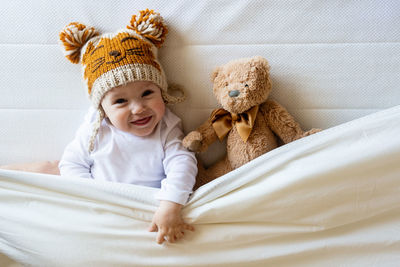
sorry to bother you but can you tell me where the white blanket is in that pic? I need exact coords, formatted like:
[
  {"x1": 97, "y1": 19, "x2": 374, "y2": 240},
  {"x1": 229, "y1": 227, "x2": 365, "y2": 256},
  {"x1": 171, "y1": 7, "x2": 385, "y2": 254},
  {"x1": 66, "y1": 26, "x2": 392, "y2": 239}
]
[{"x1": 1, "y1": 105, "x2": 400, "y2": 266}]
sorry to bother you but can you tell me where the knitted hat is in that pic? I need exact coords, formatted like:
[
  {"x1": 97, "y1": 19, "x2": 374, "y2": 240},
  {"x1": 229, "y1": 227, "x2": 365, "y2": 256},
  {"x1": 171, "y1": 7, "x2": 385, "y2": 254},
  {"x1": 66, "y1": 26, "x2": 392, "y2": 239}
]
[{"x1": 59, "y1": 9, "x2": 184, "y2": 151}]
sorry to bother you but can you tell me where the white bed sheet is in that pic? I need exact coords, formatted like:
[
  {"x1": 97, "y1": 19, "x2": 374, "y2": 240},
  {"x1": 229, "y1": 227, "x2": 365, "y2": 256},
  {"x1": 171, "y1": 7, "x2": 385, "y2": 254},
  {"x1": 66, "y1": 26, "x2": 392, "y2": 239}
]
[{"x1": 1, "y1": 105, "x2": 400, "y2": 266}]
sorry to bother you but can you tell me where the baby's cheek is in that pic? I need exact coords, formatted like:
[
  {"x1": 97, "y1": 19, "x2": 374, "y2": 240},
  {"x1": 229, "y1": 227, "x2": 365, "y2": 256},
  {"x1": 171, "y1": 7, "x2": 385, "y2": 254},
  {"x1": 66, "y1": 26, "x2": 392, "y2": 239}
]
[
  {"x1": 108, "y1": 110, "x2": 126, "y2": 128},
  {"x1": 155, "y1": 100, "x2": 166, "y2": 118}
]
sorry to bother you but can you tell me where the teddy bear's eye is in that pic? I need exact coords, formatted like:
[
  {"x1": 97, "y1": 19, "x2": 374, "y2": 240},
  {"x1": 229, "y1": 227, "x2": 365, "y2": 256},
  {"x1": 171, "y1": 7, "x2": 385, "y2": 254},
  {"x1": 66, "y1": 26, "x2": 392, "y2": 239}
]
[{"x1": 245, "y1": 84, "x2": 249, "y2": 88}]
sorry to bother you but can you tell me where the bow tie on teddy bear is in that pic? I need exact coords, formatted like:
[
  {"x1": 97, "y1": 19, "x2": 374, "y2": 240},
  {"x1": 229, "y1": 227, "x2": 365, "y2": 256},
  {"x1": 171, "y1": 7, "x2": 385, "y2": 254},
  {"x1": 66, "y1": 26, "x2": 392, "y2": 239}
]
[{"x1": 210, "y1": 105, "x2": 259, "y2": 142}]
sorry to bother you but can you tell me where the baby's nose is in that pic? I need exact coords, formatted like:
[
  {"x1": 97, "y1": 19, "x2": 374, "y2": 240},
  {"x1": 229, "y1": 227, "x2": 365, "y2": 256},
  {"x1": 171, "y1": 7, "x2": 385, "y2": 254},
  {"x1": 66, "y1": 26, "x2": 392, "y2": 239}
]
[{"x1": 130, "y1": 102, "x2": 145, "y2": 114}]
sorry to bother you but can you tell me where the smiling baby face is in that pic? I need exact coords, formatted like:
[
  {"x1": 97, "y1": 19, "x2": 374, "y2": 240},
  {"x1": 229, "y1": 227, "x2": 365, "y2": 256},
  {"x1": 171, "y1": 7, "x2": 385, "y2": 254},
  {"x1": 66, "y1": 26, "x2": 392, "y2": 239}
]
[{"x1": 81, "y1": 32, "x2": 161, "y2": 94}]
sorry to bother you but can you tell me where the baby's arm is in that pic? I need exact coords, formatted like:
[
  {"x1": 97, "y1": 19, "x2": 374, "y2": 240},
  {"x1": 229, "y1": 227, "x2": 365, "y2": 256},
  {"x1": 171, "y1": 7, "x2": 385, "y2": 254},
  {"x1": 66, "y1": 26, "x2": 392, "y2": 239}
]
[
  {"x1": 151, "y1": 112, "x2": 197, "y2": 244},
  {"x1": 59, "y1": 144, "x2": 92, "y2": 178},
  {"x1": 59, "y1": 150, "x2": 92, "y2": 179},
  {"x1": 59, "y1": 111, "x2": 94, "y2": 178},
  {"x1": 148, "y1": 200, "x2": 194, "y2": 244}
]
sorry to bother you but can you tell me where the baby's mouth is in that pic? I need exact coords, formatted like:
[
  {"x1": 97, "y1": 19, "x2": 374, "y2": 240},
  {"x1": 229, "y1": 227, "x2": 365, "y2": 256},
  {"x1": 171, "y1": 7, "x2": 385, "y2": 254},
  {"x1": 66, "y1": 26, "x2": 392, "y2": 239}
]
[{"x1": 131, "y1": 116, "x2": 152, "y2": 126}]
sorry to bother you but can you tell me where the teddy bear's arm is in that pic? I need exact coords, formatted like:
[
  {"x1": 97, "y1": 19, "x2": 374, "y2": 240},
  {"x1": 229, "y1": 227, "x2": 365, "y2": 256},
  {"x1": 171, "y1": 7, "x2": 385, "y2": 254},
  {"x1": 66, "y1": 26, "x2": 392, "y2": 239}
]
[
  {"x1": 183, "y1": 119, "x2": 218, "y2": 152},
  {"x1": 260, "y1": 100, "x2": 305, "y2": 144}
]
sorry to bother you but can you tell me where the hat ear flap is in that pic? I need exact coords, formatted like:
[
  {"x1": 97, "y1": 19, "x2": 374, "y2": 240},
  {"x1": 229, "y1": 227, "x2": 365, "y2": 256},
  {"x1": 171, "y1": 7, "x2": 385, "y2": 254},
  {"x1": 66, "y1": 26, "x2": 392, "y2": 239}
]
[
  {"x1": 59, "y1": 22, "x2": 99, "y2": 64},
  {"x1": 127, "y1": 9, "x2": 168, "y2": 48}
]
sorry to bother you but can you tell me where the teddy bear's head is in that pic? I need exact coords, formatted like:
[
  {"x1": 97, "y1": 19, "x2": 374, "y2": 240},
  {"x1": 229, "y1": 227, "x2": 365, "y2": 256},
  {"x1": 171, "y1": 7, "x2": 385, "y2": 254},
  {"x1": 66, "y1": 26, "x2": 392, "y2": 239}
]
[{"x1": 211, "y1": 56, "x2": 272, "y2": 114}]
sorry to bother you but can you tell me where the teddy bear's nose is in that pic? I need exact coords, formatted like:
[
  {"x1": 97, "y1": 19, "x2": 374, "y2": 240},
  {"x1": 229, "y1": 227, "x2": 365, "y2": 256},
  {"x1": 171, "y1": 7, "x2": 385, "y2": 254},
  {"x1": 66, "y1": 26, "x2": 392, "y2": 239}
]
[
  {"x1": 229, "y1": 90, "x2": 240, "y2": 97},
  {"x1": 109, "y1": 50, "x2": 121, "y2": 57}
]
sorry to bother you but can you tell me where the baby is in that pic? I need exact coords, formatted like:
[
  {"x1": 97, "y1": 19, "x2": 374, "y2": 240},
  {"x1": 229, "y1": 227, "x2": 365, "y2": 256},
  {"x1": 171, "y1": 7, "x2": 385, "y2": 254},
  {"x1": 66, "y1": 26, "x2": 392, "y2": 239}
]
[{"x1": 58, "y1": 9, "x2": 197, "y2": 244}]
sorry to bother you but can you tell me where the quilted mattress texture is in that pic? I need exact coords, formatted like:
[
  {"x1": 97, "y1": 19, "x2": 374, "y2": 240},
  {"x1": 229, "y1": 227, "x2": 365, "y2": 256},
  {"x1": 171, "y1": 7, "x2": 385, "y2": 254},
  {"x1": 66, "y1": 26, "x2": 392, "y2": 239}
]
[{"x1": 1, "y1": 0, "x2": 399, "y2": 165}]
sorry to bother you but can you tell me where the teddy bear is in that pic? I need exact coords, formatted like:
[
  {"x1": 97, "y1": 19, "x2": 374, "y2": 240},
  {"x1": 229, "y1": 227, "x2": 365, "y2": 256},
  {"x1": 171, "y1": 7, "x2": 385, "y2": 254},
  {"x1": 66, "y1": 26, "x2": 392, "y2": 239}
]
[{"x1": 183, "y1": 56, "x2": 320, "y2": 189}]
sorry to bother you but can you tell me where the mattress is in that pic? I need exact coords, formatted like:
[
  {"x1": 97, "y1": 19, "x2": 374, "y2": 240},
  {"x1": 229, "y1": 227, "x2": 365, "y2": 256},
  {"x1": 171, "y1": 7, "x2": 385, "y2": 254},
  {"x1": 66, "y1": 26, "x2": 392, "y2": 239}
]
[
  {"x1": 1, "y1": 0, "x2": 400, "y2": 266},
  {"x1": 1, "y1": 0, "x2": 399, "y2": 166}
]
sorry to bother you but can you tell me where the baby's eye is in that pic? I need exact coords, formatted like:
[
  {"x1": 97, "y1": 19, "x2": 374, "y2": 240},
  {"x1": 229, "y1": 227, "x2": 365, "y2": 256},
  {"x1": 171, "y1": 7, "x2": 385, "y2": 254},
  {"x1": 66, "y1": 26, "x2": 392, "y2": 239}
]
[
  {"x1": 114, "y1": 98, "x2": 127, "y2": 104},
  {"x1": 142, "y1": 90, "x2": 153, "y2": 97}
]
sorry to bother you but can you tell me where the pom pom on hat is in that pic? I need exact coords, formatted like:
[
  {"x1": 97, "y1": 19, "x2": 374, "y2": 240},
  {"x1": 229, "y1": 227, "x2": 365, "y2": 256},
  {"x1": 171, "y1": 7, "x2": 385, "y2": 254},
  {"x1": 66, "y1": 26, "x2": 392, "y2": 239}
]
[
  {"x1": 128, "y1": 9, "x2": 168, "y2": 48},
  {"x1": 59, "y1": 22, "x2": 99, "y2": 64}
]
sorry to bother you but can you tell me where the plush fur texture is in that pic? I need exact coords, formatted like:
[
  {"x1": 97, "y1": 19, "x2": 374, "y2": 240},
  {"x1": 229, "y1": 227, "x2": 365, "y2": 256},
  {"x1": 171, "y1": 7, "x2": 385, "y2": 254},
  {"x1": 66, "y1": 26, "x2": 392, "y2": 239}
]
[{"x1": 183, "y1": 56, "x2": 320, "y2": 189}]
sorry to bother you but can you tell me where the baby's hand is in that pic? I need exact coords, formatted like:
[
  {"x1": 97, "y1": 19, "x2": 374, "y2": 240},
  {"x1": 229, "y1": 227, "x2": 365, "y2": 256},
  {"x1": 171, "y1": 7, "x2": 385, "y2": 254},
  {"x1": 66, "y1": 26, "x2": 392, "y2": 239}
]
[{"x1": 148, "y1": 200, "x2": 194, "y2": 244}]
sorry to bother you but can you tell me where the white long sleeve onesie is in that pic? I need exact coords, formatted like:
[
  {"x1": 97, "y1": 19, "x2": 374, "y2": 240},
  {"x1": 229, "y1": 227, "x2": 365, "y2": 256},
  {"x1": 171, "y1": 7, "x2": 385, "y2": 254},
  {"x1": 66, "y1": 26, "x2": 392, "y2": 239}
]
[{"x1": 59, "y1": 107, "x2": 197, "y2": 205}]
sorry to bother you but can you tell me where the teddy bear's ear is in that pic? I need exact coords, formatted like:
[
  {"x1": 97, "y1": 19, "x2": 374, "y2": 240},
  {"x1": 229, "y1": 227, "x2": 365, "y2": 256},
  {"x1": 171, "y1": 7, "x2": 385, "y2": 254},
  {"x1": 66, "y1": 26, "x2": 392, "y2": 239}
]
[
  {"x1": 59, "y1": 22, "x2": 99, "y2": 64},
  {"x1": 127, "y1": 9, "x2": 168, "y2": 48},
  {"x1": 251, "y1": 56, "x2": 272, "y2": 89},
  {"x1": 250, "y1": 56, "x2": 270, "y2": 71},
  {"x1": 211, "y1": 66, "x2": 222, "y2": 82}
]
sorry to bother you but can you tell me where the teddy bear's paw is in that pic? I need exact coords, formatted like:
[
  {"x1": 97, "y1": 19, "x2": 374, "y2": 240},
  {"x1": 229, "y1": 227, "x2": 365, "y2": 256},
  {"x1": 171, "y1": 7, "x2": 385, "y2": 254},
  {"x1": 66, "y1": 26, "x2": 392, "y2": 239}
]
[
  {"x1": 183, "y1": 131, "x2": 203, "y2": 152},
  {"x1": 303, "y1": 128, "x2": 321, "y2": 137},
  {"x1": 188, "y1": 140, "x2": 202, "y2": 152}
]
